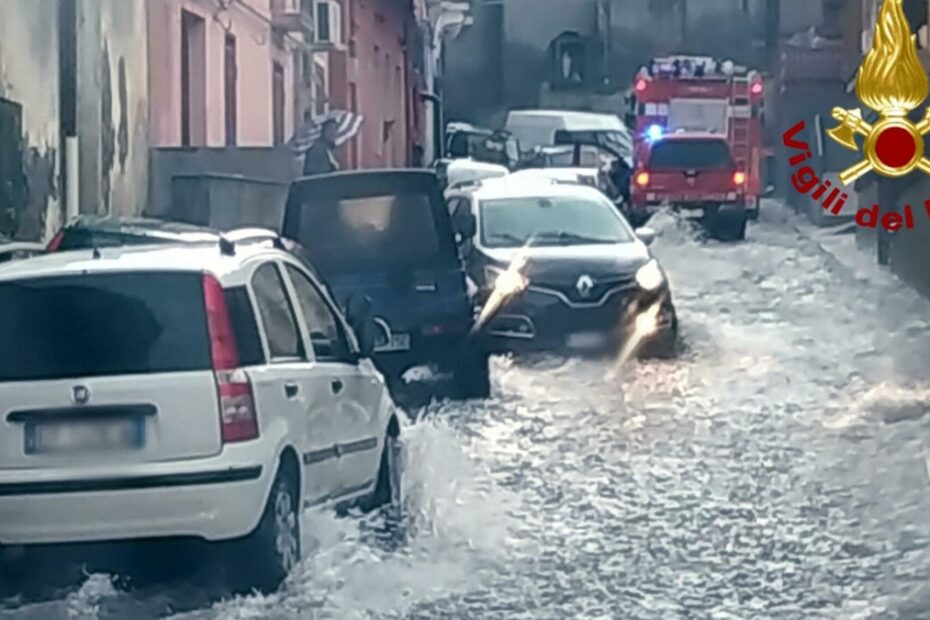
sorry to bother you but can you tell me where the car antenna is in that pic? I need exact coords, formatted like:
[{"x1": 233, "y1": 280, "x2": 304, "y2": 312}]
[
  {"x1": 91, "y1": 245, "x2": 101, "y2": 259},
  {"x1": 218, "y1": 236, "x2": 236, "y2": 256}
]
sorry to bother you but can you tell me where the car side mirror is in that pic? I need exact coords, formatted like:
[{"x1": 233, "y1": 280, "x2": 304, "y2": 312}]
[
  {"x1": 345, "y1": 294, "x2": 373, "y2": 329},
  {"x1": 454, "y1": 212, "x2": 477, "y2": 240},
  {"x1": 635, "y1": 227, "x2": 656, "y2": 246},
  {"x1": 355, "y1": 319, "x2": 379, "y2": 358}
]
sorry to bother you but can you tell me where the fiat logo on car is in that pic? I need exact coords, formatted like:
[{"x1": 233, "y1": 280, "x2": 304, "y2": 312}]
[
  {"x1": 71, "y1": 385, "x2": 91, "y2": 406},
  {"x1": 576, "y1": 275, "x2": 595, "y2": 299}
]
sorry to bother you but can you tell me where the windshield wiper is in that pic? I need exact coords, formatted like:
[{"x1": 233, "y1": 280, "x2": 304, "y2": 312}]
[
  {"x1": 536, "y1": 231, "x2": 616, "y2": 245},
  {"x1": 488, "y1": 233, "x2": 527, "y2": 245}
]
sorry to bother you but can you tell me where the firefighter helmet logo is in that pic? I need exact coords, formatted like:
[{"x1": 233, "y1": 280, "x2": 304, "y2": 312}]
[{"x1": 828, "y1": 0, "x2": 930, "y2": 184}]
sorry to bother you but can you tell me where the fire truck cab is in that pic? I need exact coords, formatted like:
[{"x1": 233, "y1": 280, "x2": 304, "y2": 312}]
[{"x1": 629, "y1": 56, "x2": 765, "y2": 236}]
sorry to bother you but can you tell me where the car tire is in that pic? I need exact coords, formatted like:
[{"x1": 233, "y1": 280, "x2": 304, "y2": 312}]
[
  {"x1": 714, "y1": 213, "x2": 747, "y2": 242},
  {"x1": 452, "y1": 347, "x2": 492, "y2": 400},
  {"x1": 639, "y1": 312, "x2": 679, "y2": 360},
  {"x1": 225, "y1": 467, "x2": 301, "y2": 594},
  {"x1": 361, "y1": 433, "x2": 403, "y2": 513}
]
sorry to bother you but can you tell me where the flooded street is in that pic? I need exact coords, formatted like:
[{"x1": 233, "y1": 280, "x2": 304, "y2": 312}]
[{"x1": 7, "y1": 207, "x2": 930, "y2": 619}]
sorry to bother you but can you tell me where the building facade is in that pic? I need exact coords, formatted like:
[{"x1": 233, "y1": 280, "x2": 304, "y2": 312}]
[
  {"x1": 445, "y1": 0, "x2": 778, "y2": 127},
  {"x1": 329, "y1": 0, "x2": 421, "y2": 169},
  {"x1": 147, "y1": 0, "x2": 298, "y2": 149}
]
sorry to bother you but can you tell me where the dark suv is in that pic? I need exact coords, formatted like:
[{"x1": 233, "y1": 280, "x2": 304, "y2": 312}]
[{"x1": 283, "y1": 170, "x2": 490, "y2": 399}]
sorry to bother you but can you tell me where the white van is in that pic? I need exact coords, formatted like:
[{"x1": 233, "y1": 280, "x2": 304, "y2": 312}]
[{"x1": 504, "y1": 110, "x2": 633, "y2": 155}]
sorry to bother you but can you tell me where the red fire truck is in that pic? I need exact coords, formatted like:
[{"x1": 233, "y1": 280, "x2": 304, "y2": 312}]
[{"x1": 629, "y1": 56, "x2": 766, "y2": 226}]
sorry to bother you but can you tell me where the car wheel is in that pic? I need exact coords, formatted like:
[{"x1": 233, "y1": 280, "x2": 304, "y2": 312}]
[
  {"x1": 225, "y1": 468, "x2": 300, "y2": 594},
  {"x1": 639, "y1": 312, "x2": 679, "y2": 360},
  {"x1": 714, "y1": 213, "x2": 747, "y2": 242},
  {"x1": 361, "y1": 432, "x2": 403, "y2": 513},
  {"x1": 452, "y1": 347, "x2": 491, "y2": 400}
]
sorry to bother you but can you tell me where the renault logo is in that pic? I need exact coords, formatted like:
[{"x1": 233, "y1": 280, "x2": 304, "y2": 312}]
[
  {"x1": 71, "y1": 385, "x2": 91, "y2": 406},
  {"x1": 576, "y1": 275, "x2": 595, "y2": 298}
]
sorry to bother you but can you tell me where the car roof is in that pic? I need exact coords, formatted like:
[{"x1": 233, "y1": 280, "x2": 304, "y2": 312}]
[
  {"x1": 469, "y1": 177, "x2": 605, "y2": 201},
  {"x1": 653, "y1": 131, "x2": 729, "y2": 142},
  {"x1": 0, "y1": 241, "x2": 285, "y2": 284},
  {"x1": 65, "y1": 215, "x2": 218, "y2": 236},
  {"x1": 506, "y1": 110, "x2": 626, "y2": 129},
  {"x1": 511, "y1": 168, "x2": 598, "y2": 179}
]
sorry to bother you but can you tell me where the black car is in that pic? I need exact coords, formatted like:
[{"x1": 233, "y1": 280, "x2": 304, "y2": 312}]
[
  {"x1": 444, "y1": 177, "x2": 678, "y2": 357},
  {"x1": 283, "y1": 170, "x2": 490, "y2": 399}
]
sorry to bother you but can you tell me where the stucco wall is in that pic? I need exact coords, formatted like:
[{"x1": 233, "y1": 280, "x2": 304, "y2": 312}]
[
  {"x1": 148, "y1": 0, "x2": 295, "y2": 148},
  {"x1": 76, "y1": 0, "x2": 149, "y2": 217},
  {"x1": 344, "y1": 0, "x2": 412, "y2": 168},
  {"x1": 0, "y1": 1, "x2": 61, "y2": 241}
]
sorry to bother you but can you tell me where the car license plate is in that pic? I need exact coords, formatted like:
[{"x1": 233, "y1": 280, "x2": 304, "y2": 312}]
[
  {"x1": 25, "y1": 418, "x2": 144, "y2": 455},
  {"x1": 567, "y1": 332, "x2": 606, "y2": 349},
  {"x1": 681, "y1": 209, "x2": 704, "y2": 219},
  {"x1": 375, "y1": 333, "x2": 411, "y2": 352}
]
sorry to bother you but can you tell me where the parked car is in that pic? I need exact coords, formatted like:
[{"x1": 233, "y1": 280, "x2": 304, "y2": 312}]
[
  {"x1": 0, "y1": 237, "x2": 402, "y2": 593},
  {"x1": 0, "y1": 235, "x2": 44, "y2": 263},
  {"x1": 630, "y1": 131, "x2": 749, "y2": 240},
  {"x1": 283, "y1": 170, "x2": 491, "y2": 399},
  {"x1": 46, "y1": 216, "x2": 333, "y2": 292},
  {"x1": 504, "y1": 110, "x2": 634, "y2": 158},
  {"x1": 445, "y1": 177, "x2": 678, "y2": 357},
  {"x1": 45, "y1": 215, "x2": 219, "y2": 251},
  {"x1": 441, "y1": 159, "x2": 510, "y2": 194}
]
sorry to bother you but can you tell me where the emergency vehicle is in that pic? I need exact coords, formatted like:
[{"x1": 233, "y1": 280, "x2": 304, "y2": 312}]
[{"x1": 629, "y1": 56, "x2": 766, "y2": 225}]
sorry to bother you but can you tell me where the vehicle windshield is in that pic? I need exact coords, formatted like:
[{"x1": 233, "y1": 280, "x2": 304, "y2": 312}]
[
  {"x1": 0, "y1": 272, "x2": 210, "y2": 382},
  {"x1": 648, "y1": 138, "x2": 734, "y2": 169},
  {"x1": 480, "y1": 195, "x2": 633, "y2": 248},
  {"x1": 296, "y1": 193, "x2": 448, "y2": 273}
]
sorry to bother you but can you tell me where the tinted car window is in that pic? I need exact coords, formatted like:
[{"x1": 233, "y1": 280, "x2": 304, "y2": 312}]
[
  {"x1": 225, "y1": 286, "x2": 265, "y2": 366},
  {"x1": 56, "y1": 229, "x2": 172, "y2": 251},
  {"x1": 285, "y1": 265, "x2": 351, "y2": 362},
  {"x1": 252, "y1": 262, "x2": 302, "y2": 360},
  {"x1": 0, "y1": 272, "x2": 211, "y2": 382},
  {"x1": 298, "y1": 193, "x2": 442, "y2": 273},
  {"x1": 648, "y1": 139, "x2": 734, "y2": 170}
]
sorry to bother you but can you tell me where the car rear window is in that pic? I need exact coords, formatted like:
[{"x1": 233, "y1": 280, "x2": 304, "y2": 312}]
[
  {"x1": 648, "y1": 139, "x2": 734, "y2": 170},
  {"x1": 0, "y1": 272, "x2": 211, "y2": 382}
]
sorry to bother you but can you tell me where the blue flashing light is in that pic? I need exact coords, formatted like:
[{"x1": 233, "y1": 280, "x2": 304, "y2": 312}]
[{"x1": 646, "y1": 124, "x2": 664, "y2": 142}]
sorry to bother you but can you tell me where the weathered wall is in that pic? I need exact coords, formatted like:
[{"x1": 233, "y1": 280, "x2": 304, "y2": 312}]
[
  {"x1": 444, "y1": 1, "x2": 504, "y2": 126},
  {"x1": 446, "y1": 0, "x2": 772, "y2": 126},
  {"x1": 76, "y1": 0, "x2": 149, "y2": 217},
  {"x1": 0, "y1": 1, "x2": 61, "y2": 241}
]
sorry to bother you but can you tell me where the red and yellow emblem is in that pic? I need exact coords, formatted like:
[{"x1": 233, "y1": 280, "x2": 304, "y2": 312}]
[{"x1": 829, "y1": 0, "x2": 930, "y2": 184}]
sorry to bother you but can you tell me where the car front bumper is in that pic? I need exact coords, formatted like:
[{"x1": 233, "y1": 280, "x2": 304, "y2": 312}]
[
  {"x1": 482, "y1": 284, "x2": 676, "y2": 353},
  {"x1": 0, "y1": 442, "x2": 274, "y2": 546}
]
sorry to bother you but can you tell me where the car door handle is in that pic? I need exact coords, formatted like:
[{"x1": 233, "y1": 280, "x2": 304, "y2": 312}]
[
  {"x1": 284, "y1": 383, "x2": 300, "y2": 399},
  {"x1": 330, "y1": 379, "x2": 344, "y2": 395}
]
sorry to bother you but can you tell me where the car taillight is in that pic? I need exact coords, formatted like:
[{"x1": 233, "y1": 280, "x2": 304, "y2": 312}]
[
  {"x1": 635, "y1": 78, "x2": 648, "y2": 93},
  {"x1": 635, "y1": 171, "x2": 650, "y2": 188},
  {"x1": 46, "y1": 231, "x2": 64, "y2": 252},
  {"x1": 203, "y1": 274, "x2": 258, "y2": 443},
  {"x1": 733, "y1": 171, "x2": 747, "y2": 186},
  {"x1": 751, "y1": 80, "x2": 763, "y2": 96}
]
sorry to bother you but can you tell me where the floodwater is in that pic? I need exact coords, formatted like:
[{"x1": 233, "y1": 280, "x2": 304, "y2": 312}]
[{"x1": 5, "y1": 205, "x2": 930, "y2": 619}]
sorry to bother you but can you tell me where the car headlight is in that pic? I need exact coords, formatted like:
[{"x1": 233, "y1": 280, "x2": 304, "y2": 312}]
[
  {"x1": 635, "y1": 259, "x2": 665, "y2": 291},
  {"x1": 485, "y1": 265, "x2": 528, "y2": 297}
]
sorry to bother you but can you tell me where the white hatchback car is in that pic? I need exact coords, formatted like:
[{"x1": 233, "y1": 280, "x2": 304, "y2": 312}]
[{"x1": 0, "y1": 233, "x2": 401, "y2": 592}]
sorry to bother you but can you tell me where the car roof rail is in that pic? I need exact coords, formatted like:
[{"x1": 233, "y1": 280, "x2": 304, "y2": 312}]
[{"x1": 218, "y1": 228, "x2": 285, "y2": 256}]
